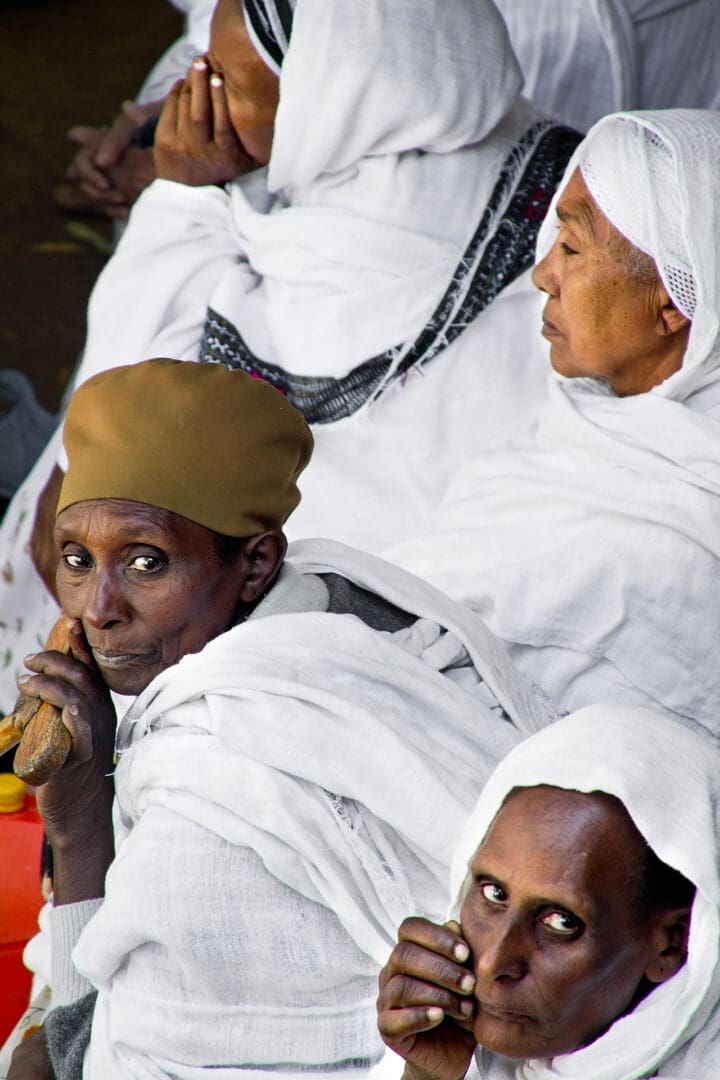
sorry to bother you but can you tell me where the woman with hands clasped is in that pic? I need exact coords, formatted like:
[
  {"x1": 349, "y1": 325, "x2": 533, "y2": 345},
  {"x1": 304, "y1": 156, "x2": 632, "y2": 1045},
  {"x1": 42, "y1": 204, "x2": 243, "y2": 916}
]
[
  {"x1": 378, "y1": 707, "x2": 720, "y2": 1079},
  {"x1": 153, "y1": 0, "x2": 278, "y2": 186}
]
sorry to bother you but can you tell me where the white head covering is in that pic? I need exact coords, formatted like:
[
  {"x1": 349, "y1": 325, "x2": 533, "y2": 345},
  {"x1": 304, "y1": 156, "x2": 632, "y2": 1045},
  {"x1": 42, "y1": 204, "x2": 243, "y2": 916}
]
[
  {"x1": 203, "y1": 0, "x2": 534, "y2": 382},
  {"x1": 449, "y1": 706, "x2": 720, "y2": 1080},
  {"x1": 383, "y1": 110, "x2": 720, "y2": 733},
  {"x1": 536, "y1": 109, "x2": 720, "y2": 406}
]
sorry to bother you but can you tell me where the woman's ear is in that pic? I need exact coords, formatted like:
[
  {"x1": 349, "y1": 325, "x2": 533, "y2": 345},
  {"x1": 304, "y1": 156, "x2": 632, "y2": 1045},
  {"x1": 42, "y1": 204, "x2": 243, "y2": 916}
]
[
  {"x1": 654, "y1": 284, "x2": 691, "y2": 338},
  {"x1": 237, "y1": 529, "x2": 287, "y2": 604},
  {"x1": 644, "y1": 905, "x2": 692, "y2": 985}
]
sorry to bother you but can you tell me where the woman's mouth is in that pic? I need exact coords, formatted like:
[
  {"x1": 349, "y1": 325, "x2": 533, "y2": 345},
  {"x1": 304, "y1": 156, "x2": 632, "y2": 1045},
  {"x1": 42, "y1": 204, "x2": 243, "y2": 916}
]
[
  {"x1": 477, "y1": 1000, "x2": 533, "y2": 1023},
  {"x1": 91, "y1": 648, "x2": 154, "y2": 669},
  {"x1": 541, "y1": 315, "x2": 562, "y2": 338}
]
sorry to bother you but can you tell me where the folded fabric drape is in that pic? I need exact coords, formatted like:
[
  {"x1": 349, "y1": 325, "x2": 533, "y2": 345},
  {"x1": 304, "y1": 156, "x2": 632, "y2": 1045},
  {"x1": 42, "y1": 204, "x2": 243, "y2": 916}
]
[
  {"x1": 69, "y1": 539, "x2": 553, "y2": 1077},
  {"x1": 385, "y1": 109, "x2": 720, "y2": 734}
]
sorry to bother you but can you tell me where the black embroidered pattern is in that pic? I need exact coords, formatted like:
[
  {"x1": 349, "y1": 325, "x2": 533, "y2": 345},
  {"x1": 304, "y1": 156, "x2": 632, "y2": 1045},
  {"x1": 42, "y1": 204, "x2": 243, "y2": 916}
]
[
  {"x1": 243, "y1": 0, "x2": 293, "y2": 69},
  {"x1": 200, "y1": 122, "x2": 581, "y2": 424}
]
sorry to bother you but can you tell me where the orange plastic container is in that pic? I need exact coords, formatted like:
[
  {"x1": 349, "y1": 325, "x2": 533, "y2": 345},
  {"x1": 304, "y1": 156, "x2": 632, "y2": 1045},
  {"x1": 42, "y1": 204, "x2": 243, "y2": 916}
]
[{"x1": 0, "y1": 776, "x2": 45, "y2": 1045}]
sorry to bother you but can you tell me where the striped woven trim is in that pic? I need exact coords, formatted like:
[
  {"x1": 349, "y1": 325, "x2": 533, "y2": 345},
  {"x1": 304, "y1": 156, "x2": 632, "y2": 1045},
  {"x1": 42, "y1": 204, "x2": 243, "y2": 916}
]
[
  {"x1": 244, "y1": 0, "x2": 295, "y2": 73},
  {"x1": 200, "y1": 123, "x2": 582, "y2": 424}
]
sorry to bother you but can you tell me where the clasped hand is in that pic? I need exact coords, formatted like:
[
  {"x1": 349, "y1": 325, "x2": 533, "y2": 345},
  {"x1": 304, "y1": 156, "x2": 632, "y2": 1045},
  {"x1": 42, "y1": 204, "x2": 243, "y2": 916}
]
[
  {"x1": 17, "y1": 619, "x2": 116, "y2": 850},
  {"x1": 154, "y1": 56, "x2": 255, "y2": 186},
  {"x1": 377, "y1": 917, "x2": 477, "y2": 1080}
]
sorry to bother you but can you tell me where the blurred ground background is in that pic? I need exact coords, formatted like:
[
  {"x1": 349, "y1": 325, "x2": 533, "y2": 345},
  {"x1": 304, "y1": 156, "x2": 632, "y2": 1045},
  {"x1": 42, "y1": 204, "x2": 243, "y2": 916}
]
[{"x1": 1, "y1": 0, "x2": 182, "y2": 414}]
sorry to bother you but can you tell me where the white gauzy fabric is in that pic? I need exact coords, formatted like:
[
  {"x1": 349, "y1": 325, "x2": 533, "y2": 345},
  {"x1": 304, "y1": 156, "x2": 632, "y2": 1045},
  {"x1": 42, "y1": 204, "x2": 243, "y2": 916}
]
[
  {"x1": 0, "y1": 0, "x2": 562, "y2": 705},
  {"x1": 74, "y1": 0, "x2": 526, "y2": 385},
  {"x1": 384, "y1": 109, "x2": 720, "y2": 734},
  {"x1": 136, "y1": 0, "x2": 214, "y2": 104},
  {"x1": 69, "y1": 540, "x2": 554, "y2": 1079},
  {"x1": 495, "y1": 0, "x2": 720, "y2": 132},
  {"x1": 447, "y1": 706, "x2": 720, "y2": 1079}
]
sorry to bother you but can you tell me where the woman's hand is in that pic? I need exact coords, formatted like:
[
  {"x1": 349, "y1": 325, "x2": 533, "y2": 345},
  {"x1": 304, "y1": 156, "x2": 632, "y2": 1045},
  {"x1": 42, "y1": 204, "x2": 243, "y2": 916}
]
[
  {"x1": 55, "y1": 99, "x2": 162, "y2": 217},
  {"x1": 154, "y1": 57, "x2": 255, "y2": 186},
  {"x1": 377, "y1": 918, "x2": 477, "y2": 1080},
  {"x1": 7, "y1": 1027, "x2": 54, "y2": 1080},
  {"x1": 17, "y1": 619, "x2": 117, "y2": 903}
]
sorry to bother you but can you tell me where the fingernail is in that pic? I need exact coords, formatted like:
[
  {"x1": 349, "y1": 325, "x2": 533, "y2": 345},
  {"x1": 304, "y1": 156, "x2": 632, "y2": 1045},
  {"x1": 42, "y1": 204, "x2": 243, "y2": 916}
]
[
  {"x1": 426, "y1": 1006, "x2": 443, "y2": 1023},
  {"x1": 193, "y1": 57, "x2": 207, "y2": 70},
  {"x1": 23, "y1": 653, "x2": 37, "y2": 664},
  {"x1": 67, "y1": 704, "x2": 79, "y2": 717},
  {"x1": 459, "y1": 973, "x2": 476, "y2": 993},
  {"x1": 461, "y1": 999, "x2": 474, "y2": 1017},
  {"x1": 17, "y1": 674, "x2": 30, "y2": 685},
  {"x1": 454, "y1": 941, "x2": 470, "y2": 963},
  {"x1": 210, "y1": 73, "x2": 223, "y2": 87}
]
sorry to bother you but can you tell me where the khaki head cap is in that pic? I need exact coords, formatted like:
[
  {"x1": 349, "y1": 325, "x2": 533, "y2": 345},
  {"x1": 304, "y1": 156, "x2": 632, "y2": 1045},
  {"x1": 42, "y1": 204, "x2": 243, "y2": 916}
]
[{"x1": 58, "y1": 359, "x2": 314, "y2": 536}]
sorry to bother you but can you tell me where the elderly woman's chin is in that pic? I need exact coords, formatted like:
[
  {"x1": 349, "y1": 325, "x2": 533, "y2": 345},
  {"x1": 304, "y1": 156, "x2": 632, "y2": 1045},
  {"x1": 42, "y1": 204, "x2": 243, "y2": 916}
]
[
  {"x1": 91, "y1": 653, "x2": 163, "y2": 697},
  {"x1": 472, "y1": 1010, "x2": 579, "y2": 1062}
]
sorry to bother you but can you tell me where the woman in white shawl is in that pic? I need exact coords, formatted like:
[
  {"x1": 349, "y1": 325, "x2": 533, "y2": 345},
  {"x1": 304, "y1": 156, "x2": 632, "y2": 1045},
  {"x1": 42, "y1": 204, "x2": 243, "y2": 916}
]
[
  {"x1": 6, "y1": 359, "x2": 553, "y2": 1080},
  {"x1": 0, "y1": 0, "x2": 581, "y2": 713},
  {"x1": 384, "y1": 108, "x2": 720, "y2": 735},
  {"x1": 378, "y1": 705, "x2": 720, "y2": 1079}
]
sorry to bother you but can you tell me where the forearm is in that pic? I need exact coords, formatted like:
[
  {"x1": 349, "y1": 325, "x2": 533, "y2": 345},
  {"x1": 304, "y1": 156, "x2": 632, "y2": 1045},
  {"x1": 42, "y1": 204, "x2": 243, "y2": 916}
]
[{"x1": 49, "y1": 819, "x2": 114, "y2": 906}]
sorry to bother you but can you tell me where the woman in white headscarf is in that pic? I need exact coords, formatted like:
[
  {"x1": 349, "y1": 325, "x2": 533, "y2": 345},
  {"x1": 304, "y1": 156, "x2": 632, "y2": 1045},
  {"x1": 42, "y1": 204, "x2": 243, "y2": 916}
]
[
  {"x1": 378, "y1": 704, "x2": 720, "y2": 1078},
  {"x1": 0, "y1": 0, "x2": 580, "y2": 712},
  {"x1": 385, "y1": 108, "x2": 720, "y2": 735}
]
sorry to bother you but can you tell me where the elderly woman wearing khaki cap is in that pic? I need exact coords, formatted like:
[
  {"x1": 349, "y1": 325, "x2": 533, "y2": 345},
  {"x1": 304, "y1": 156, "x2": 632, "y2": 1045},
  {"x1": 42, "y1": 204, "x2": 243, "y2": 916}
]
[{"x1": 8, "y1": 359, "x2": 551, "y2": 1080}]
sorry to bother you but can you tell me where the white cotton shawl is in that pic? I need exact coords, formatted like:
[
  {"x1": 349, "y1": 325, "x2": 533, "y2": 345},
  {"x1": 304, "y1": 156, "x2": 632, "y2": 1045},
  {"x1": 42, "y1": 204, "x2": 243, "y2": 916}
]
[
  {"x1": 72, "y1": 0, "x2": 530, "y2": 389},
  {"x1": 70, "y1": 540, "x2": 554, "y2": 1078},
  {"x1": 495, "y1": 1, "x2": 720, "y2": 132},
  {"x1": 210, "y1": 0, "x2": 524, "y2": 378},
  {"x1": 447, "y1": 705, "x2": 720, "y2": 1080},
  {"x1": 384, "y1": 110, "x2": 720, "y2": 733},
  {"x1": 136, "y1": 0, "x2": 214, "y2": 104}
]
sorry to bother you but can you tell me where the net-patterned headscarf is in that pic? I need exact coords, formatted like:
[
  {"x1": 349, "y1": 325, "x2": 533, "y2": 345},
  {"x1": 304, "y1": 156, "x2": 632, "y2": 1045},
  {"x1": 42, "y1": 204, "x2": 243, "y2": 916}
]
[
  {"x1": 243, "y1": 0, "x2": 296, "y2": 73},
  {"x1": 537, "y1": 109, "x2": 720, "y2": 404}
]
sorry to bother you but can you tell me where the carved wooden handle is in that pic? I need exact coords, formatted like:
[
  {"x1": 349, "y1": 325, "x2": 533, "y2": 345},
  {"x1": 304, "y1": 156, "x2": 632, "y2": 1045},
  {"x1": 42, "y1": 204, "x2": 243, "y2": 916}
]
[
  {"x1": 0, "y1": 714, "x2": 22, "y2": 759},
  {"x1": 7, "y1": 615, "x2": 76, "y2": 786}
]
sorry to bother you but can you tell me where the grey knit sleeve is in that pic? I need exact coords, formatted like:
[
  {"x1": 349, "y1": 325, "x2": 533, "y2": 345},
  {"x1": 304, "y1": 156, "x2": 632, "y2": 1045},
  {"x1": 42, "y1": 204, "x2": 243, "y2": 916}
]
[{"x1": 44, "y1": 992, "x2": 96, "y2": 1080}]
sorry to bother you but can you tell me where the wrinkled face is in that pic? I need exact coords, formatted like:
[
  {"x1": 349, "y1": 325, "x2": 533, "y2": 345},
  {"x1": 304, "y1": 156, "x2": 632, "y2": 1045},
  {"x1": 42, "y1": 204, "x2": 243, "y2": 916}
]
[
  {"x1": 532, "y1": 169, "x2": 683, "y2": 396},
  {"x1": 460, "y1": 785, "x2": 661, "y2": 1060},
  {"x1": 54, "y1": 499, "x2": 249, "y2": 695},
  {"x1": 208, "y1": 0, "x2": 280, "y2": 165}
]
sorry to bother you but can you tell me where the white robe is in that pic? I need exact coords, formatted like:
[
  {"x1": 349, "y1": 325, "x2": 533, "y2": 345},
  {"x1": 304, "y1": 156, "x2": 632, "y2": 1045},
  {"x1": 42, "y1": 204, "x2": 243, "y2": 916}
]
[
  {"x1": 495, "y1": 0, "x2": 720, "y2": 132},
  {"x1": 384, "y1": 109, "x2": 720, "y2": 733},
  {"x1": 64, "y1": 541, "x2": 554, "y2": 1078}
]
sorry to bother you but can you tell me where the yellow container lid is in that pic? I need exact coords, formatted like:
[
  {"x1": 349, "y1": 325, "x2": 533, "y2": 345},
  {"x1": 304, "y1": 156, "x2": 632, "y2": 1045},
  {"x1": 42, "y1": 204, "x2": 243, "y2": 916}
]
[{"x1": 0, "y1": 773, "x2": 27, "y2": 813}]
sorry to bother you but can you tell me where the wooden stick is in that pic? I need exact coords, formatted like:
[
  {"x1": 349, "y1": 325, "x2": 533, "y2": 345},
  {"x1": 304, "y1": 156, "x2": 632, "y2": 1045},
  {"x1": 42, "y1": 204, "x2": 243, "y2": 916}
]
[
  {"x1": 0, "y1": 713, "x2": 22, "y2": 758},
  {"x1": 6, "y1": 616, "x2": 76, "y2": 786}
]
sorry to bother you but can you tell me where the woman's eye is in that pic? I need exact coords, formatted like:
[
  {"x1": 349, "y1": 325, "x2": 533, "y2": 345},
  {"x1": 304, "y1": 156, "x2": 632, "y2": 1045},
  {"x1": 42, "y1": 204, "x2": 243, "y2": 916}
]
[
  {"x1": 62, "y1": 551, "x2": 90, "y2": 570},
  {"x1": 130, "y1": 554, "x2": 165, "y2": 573},
  {"x1": 480, "y1": 881, "x2": 507, "y2": 906},
  {"x1": 559, "y1": 241, "x2": 578, "y2": 256},
  {"x1": 541, "y1": 910, "x2": 580, "y2": 936}
]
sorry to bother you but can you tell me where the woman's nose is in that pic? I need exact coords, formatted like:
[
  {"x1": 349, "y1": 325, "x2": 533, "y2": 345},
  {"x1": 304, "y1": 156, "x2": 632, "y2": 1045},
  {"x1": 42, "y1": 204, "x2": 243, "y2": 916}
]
[
  {"x1": 83, "y1": 570, "x2": 128, "y2": 630},
  {"x1": 531, "y1": 244, "x2": 559, "y2": 297},
  {"x1": 474, "y1": 918, "x2": 529, "y2": 982}
]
